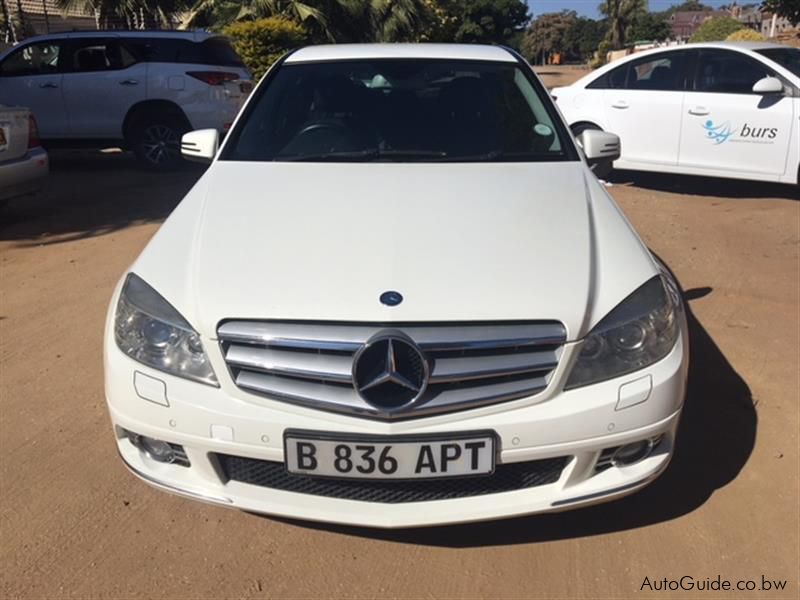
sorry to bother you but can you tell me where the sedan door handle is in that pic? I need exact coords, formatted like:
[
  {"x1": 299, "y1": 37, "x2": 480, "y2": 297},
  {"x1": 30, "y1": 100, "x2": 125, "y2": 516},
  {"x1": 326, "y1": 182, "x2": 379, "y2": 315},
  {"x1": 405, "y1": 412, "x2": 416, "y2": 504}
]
[
  {"x1": 611, "y1": 101, "x2": 629, "y2": 109},
  {"x1": 39, "y1": 82, "x2": 58, "y2": 89},
  {"x1": 119, "y1": 79, "x2": 139, "y2": 86},
  {"x1": 688, "y1": 107, "x2": 710, "y2": 116}
]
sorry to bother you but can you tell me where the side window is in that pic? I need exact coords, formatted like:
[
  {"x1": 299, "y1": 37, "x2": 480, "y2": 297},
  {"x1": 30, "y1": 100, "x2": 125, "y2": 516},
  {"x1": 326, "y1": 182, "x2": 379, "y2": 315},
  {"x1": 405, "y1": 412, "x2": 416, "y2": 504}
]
[
  {"x1": 694, "y1": 50, "x2": 773, "y2": 94},
  {"x1": 607, "y1": 64, "x2": 628, "y2": 89},
  {"x1": 0, "y1": 42, "x2": 62, "y2": 76},
  {"x1": 586, "y1": 64, "x2": 627, "y2": 90},
  {"x1": 67, "y1": 39, "x2": 136, "y2": 72},
  {"x1": 626, "y1": 52, "x2": 688, "y2": 91}
]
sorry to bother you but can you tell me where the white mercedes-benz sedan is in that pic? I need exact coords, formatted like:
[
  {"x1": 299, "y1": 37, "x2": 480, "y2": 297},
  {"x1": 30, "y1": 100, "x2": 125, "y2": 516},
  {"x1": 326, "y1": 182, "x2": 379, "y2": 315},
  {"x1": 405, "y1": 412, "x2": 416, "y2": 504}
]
[
  {"x1": 104, "y1": 44, "x2": 689, "y2": 528},
  {"x1": 552, "y1": 42, "x2": 799, "y2": 184}
]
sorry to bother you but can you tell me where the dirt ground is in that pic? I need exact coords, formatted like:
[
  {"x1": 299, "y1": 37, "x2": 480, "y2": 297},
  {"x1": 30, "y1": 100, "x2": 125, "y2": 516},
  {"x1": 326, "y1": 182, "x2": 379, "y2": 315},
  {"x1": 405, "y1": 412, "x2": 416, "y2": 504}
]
[{"x1": 1, "y1": 68, "x2": 799, "y2": 599}]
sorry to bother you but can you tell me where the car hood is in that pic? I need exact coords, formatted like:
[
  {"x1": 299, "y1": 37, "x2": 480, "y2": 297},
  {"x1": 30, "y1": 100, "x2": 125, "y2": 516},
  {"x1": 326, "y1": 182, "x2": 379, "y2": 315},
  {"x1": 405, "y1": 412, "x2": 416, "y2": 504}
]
[{"x1": 132, "y1": 161, "x2": 658, "y2": 341}]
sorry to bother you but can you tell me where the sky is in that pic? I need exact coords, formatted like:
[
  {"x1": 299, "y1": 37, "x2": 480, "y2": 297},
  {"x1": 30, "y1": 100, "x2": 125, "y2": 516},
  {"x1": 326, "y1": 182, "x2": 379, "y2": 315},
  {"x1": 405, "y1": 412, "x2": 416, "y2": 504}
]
[{"x1": 526, "y1": 0, "x2": 734, "y2": 19}]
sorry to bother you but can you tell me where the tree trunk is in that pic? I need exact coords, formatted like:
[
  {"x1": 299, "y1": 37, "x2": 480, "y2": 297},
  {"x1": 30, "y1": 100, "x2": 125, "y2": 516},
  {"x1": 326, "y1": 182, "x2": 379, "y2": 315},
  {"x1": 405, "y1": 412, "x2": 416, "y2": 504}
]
[
  {"x1": 41, "y1": 0, "x2": 49, "y2": 33},
  {"x1": 14, "y1": 0, "x2": 25, "y2": 38},
  {"x1": 1, "y1": 0, "x2": 16, "y2": 43}
]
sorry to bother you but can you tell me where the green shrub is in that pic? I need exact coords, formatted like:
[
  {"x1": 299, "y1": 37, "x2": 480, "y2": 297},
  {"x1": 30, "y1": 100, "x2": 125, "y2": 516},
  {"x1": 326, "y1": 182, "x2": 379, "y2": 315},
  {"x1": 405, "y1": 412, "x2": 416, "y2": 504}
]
[
  {"x1": 690, "y1": 16, "x2": 744, "y2": 42},
  {"x1": 726, "y1": 28, "x2": 766, "y2": 41},
  {"x1": 590, "y1": 39, "x2": 612, "y2": 68},
  {"x1": 223, "y1": 17, "x2": 308, "y2": 80}
]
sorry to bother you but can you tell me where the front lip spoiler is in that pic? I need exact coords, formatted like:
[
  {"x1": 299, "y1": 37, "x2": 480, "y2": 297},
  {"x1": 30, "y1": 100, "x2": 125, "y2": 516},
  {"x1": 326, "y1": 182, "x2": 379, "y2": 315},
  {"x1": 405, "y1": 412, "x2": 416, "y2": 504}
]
[{"x1": 118, "y1": 450, "x2": 234, "y2": 505}]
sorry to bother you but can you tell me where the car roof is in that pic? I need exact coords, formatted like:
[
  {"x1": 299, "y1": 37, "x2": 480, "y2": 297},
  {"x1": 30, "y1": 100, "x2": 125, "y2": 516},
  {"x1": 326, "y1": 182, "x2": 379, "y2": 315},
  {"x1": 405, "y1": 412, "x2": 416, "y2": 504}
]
[
  {"x1": 286, "y1": 44, "x2": 518, "y2": 64},
  {"x1": 12, "y1": 30, "x2": 219, "y2": 43}
]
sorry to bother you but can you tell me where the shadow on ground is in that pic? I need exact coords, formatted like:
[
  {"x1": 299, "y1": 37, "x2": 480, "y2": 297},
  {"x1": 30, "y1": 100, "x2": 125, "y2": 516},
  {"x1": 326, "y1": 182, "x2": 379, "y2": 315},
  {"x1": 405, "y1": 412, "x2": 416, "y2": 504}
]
[
  {"x1": 610, "y1": 169, "x2": 799, "y2": 200},
  {"x1": 273, "y1": 287, "x2": 756, "y2": 546},
  {"x1": 0, "y1": 150, "x2": 204, "y2": 245}
]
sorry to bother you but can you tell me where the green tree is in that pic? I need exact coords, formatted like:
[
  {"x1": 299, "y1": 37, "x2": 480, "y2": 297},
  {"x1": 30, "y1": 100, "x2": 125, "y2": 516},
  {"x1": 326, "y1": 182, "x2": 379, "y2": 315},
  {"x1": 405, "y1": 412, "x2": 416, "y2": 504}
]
[
  {"x1": 426, "y1": 0, "x2": 529, "y2": 44},
  {"x1": 689, "y1": 15, "x2": 744, "y2": 40},
  {"x1": 521, "y1": 10, "x2": 577, "y2": 64},
  {"x1": 762, "y1": 0, "x2": 800, "y2": 25},
  {"x1": 664, "y1": 0, "x2": 712, "y2": 14},
  {"x1": 564, "y1": 16, "x2": 608, "y2": 60},
  {"x1": 629, "y1": 11, "x2": 671, "y2": 41}
]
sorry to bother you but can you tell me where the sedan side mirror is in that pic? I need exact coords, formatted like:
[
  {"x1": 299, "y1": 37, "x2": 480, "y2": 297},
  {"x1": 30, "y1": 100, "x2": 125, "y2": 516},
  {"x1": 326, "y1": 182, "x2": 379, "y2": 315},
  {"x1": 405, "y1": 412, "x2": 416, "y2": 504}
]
[
  {"x1": 752, "y1": 76, "x2": 783, "y2": 95},
  {"x1": 181, "y1": 129, "x2": 219, "y2": 163},
  {"x1": 577, "y1": 129, "x2": 621, "y2": 166}
]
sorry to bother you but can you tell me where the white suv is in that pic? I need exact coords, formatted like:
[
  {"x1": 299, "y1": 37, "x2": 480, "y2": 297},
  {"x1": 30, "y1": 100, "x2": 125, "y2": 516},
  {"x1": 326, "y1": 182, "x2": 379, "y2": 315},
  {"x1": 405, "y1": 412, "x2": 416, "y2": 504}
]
[
  {"x1": 104, "y1": 44, "x2": 689, "y2": 527},
  {"x1": 0, "y1": 31, "x2": 251, "y2": 170}
]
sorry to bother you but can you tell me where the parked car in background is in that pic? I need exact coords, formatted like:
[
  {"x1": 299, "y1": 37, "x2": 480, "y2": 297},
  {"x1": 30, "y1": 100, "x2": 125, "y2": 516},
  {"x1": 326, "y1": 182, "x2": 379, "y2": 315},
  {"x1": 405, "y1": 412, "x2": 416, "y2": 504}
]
[
  {"x1": 104, "y1": 44, "x2": 689, "y2": 528},
  {"x1": 0, "y1": 31, "x2": 252, "y2": 170},
  {"x1": 0, "y1": 106, "x2": 48, "y2": 207},
  {"x1": 553, "y1": 42, "x2": 799, "y2": 185}
]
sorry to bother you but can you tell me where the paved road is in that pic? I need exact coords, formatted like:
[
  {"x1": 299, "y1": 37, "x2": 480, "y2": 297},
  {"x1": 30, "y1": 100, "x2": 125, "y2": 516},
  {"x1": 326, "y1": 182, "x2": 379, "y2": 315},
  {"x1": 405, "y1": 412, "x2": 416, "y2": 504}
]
[{"x1": 1, "y1": 119, "x2": 798, "y2": 598}]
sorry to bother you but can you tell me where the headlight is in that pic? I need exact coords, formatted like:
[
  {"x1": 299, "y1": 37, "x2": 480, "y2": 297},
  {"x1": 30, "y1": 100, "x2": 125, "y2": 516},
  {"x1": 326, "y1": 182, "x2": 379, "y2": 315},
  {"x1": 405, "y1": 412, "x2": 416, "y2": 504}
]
[
  {"x1": 114, "y1": 273, "x2": 218, "y2": 386},
  {"x1": 565, "y1": 275, "x2": 680, "y2": 389}
]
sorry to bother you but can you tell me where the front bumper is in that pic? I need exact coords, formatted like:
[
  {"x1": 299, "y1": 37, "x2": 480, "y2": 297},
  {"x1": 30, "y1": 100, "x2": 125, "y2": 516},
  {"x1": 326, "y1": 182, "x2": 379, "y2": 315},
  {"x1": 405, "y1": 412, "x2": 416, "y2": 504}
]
[
  {"x1": 0, "y1": 147, "x2": 49, "y2": 202},
  {"x1": 105, "y1": 318, "x2": 688, "y2": 527}
]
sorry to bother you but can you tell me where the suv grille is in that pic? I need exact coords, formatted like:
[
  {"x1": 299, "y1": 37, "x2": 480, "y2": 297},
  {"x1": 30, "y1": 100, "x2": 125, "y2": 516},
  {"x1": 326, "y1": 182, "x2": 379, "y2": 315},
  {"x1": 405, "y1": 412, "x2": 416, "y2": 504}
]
[
  {"x1": 218, "y1": 321, "x2": 566, "y2": 420},
  {"x1": 216, "y1": 454, "x2": 570, "y2": 503}
]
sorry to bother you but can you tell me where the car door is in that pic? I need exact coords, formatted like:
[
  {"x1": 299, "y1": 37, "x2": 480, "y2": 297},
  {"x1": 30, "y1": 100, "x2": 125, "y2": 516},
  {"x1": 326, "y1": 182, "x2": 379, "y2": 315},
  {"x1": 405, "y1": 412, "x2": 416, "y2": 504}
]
[
  {"x1": 60, "y1": 37, "x2": 147, "y2": 139},
  {"x1": 679, "y1": 48, "x2": 794, "y2": 178},
  {"x1": 0, "y1": 40, "x2": 69, "y2": 138},
  {"x1": 599, "y1": 50, "x2": 691, "y2": 166}
]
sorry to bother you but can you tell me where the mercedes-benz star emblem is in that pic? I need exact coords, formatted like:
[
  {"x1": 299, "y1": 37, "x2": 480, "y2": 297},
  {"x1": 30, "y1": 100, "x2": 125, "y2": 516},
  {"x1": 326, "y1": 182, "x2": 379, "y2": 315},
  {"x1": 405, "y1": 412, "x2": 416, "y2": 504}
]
[{"x1": 353, "y1": 333, "x2": 429, "y2": 410}]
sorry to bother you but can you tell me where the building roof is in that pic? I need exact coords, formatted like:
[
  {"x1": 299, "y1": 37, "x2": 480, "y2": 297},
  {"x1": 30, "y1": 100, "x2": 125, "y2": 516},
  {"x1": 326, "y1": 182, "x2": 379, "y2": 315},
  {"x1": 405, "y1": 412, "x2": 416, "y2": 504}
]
[{"x1": 286, "y1": 44, "x2": 518, "y2": 64}]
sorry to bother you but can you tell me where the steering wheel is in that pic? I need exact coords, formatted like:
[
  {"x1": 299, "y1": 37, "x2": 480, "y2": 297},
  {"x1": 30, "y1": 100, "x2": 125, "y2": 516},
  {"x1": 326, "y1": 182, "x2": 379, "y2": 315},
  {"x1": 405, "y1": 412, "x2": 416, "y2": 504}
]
[{"x1": 296, "y1": 122, "x2": 350, "y2": 137}]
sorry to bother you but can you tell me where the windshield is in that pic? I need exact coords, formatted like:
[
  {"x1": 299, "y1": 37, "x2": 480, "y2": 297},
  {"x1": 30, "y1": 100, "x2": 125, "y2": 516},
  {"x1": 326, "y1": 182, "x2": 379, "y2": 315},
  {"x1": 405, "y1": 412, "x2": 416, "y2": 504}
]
[
  {"x1": 222, "y1": 59, "x2": 576, "y2": 163},
  {"x1": 757, "y1": 48, "x2": 800, "y2": 78}
]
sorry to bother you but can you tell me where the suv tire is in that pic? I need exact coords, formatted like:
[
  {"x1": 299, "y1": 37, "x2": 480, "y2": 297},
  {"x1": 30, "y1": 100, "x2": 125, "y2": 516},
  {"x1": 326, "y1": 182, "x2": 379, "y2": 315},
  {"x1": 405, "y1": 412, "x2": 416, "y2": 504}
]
[{"x1": 130, "y1": 113, "x2": 189, "y2": 172}]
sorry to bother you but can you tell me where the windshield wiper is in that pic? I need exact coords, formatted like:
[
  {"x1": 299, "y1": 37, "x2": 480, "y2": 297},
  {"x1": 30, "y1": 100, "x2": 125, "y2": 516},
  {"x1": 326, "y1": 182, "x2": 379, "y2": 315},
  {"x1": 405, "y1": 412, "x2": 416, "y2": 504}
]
[
  {"x1": 275, "y1": 148, "x2": 449, "y2": 162},
  {"x1": 274, "y1": 149, "x2": 378, "y2": 162}
]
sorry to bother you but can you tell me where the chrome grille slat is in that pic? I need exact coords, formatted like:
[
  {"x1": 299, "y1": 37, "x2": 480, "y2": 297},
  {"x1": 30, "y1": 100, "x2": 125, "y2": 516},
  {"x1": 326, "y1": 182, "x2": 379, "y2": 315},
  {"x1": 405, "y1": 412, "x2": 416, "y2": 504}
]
[
  {"x1": 219, "y1": 321, "x2": 566, "y2": 420},
  {"x1": 225, "y1": 345, "x2": 353, "y2": 383},
  {"x1": 429, "y1": 351, "x2": 559, "y2": 383}
]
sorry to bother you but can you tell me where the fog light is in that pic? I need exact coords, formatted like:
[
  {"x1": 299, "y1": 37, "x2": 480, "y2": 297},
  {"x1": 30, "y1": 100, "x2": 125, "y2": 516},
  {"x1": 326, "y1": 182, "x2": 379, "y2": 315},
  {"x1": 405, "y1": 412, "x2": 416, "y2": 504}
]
[
  {"x1": 130, "y1": 433, "x2": 176, "y2": 463},
  {"x1": 611, "y1": 439, "x2": 654, "y2": 467}
]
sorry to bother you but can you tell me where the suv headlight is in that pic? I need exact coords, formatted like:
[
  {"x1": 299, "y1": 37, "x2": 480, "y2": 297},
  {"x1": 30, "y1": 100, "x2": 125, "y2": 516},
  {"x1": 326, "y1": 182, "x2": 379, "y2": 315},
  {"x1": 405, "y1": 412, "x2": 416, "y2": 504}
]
[
  {"x1": 565, "y1": 275, "x2": 681, "y2": 389},
  {"x1": 114, "y1": 273, "x2": 218, "y2": 386}
]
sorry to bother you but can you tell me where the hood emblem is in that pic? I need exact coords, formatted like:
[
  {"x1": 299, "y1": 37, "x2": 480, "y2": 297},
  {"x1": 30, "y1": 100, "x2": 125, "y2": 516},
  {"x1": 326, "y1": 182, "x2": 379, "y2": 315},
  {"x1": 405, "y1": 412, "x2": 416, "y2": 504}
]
[
  {"x1": 380, "y1": 290, "x2": 403, "y2": 306},
  {"x1": 352, "y1": 333, "x2": 429, "y2": 410}
]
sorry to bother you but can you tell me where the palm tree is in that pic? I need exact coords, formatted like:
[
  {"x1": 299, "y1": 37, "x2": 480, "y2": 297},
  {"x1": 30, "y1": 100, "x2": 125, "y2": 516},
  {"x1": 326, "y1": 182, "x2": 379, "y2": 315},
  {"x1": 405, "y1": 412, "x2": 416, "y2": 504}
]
[
  {"x1": 180, "y1": 0, "x2": 431, "y2": 42},
  {"x1": 56, "y1": 0, "x2": 184, "y2": 29},
  {"x1": 599, "y1": 0, "x2": 646, "y2": 49},
  {"x1": 181, "y1": 0, "x2": 330, "y2": 37}
]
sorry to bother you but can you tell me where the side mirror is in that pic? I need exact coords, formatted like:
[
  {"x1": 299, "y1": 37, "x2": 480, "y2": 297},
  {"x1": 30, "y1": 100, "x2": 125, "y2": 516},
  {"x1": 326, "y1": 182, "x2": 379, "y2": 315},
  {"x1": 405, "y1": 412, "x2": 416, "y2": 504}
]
[
  {"x1": 181, "y1": 129, "x2": 219, "y2": 163},
  {"x1": 577, "y1": 129, "x2": 621, "y2": 165},
  {"x1": 752, "y1": 76, "x2": 783, "y2": 95}
]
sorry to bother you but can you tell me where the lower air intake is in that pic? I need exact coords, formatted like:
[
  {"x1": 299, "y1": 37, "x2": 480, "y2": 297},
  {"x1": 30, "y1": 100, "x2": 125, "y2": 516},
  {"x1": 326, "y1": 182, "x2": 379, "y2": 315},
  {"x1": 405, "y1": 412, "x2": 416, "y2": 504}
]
[{"x1": 216, "y1": 454, "x2": 569, "y2": 503}]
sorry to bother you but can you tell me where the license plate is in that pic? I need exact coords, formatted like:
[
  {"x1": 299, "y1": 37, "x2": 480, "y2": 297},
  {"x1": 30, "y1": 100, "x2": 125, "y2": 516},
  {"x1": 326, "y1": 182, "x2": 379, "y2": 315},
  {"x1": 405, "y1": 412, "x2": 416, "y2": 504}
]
[{"x1": 284, "y1": 430, "x2": 496, "y2": 480}]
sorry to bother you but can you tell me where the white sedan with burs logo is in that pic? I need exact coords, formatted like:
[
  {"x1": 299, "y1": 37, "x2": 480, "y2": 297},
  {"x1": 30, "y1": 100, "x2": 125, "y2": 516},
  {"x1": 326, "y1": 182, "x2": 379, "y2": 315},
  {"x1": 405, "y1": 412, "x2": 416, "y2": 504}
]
[
  {"x1": 552, "y1": 42, "x2": 800, "y2": 184},
  {"x1": 104, "y1": 44, "x2": 689, "y2": 528}
]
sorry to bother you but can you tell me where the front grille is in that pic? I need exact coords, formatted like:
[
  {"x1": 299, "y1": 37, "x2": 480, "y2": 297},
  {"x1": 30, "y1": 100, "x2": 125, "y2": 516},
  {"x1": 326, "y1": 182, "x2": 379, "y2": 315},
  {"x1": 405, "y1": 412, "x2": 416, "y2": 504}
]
[
  {"x1": 218, "y1": 321, "x2": 566, "y2": 420},
  {"x1": 216, "y1": 454, "x2": 570, "y2": 503}
]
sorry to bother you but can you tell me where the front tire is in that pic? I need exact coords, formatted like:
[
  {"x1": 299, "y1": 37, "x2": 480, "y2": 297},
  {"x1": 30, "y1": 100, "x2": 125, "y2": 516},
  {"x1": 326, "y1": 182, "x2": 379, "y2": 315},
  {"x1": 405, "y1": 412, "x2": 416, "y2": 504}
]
[
  {"x1": 130, "y1": 116, "x2": 188, "y2": 172},
  {"x1": 571, "y1": 122, "x2": 613, "y2": 180}
]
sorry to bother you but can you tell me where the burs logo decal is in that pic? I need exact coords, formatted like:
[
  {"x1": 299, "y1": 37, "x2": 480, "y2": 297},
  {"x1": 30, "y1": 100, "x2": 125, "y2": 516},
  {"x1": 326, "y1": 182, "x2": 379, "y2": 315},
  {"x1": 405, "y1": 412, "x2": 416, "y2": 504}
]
[{"x1": 702, "y1": 120, "x2": 778, "y2": 145}]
